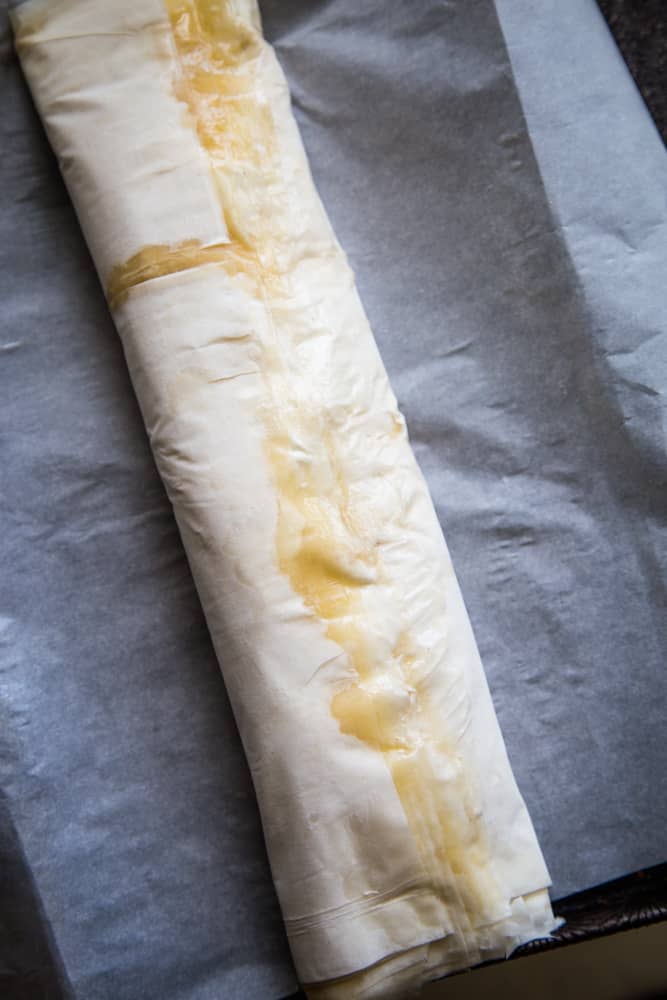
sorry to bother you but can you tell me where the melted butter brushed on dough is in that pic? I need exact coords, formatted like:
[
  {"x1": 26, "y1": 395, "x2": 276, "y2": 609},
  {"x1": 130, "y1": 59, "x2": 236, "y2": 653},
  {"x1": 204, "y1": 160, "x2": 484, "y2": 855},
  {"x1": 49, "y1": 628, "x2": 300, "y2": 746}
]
[
  {"x1": 105, "y1": 0, "x2": 520, "y2": 971},
  {"x1": 106, "y1": 239, "x2": 258, "y2": 307}
]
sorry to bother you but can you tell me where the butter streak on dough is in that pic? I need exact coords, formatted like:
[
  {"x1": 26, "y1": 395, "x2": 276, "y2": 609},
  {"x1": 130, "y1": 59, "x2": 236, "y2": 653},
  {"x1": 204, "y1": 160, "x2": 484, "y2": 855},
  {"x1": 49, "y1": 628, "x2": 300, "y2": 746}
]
[{"x1": 12, "y1": 0, "x2": 559, "y2": 995}]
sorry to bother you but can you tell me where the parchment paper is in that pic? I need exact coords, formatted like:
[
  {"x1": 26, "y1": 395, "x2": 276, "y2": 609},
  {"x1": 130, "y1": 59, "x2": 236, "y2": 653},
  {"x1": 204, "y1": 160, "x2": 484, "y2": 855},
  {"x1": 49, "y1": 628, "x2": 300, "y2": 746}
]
[{"x1": 1, "y1": 1, "x2": 665, "y2": 998}]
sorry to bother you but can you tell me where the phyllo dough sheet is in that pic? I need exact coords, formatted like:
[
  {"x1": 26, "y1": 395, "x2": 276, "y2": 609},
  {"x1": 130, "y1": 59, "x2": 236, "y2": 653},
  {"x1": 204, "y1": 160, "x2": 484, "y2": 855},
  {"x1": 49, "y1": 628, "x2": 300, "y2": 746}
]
[{"x1": 12, "y1": 0, "x2": 559, "y2": 994}]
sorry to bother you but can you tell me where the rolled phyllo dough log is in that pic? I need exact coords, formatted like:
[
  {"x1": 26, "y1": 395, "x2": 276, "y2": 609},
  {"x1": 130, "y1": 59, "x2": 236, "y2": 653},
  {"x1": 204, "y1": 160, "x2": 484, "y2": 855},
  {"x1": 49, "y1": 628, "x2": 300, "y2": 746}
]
[{"x1": 12, "y1": 1, "x2": 558, "y2": 995}]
